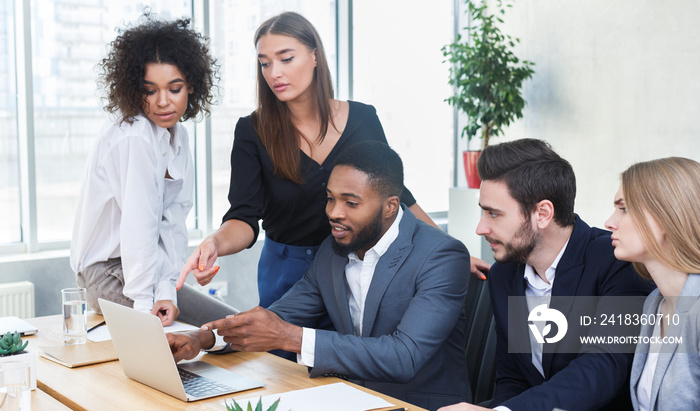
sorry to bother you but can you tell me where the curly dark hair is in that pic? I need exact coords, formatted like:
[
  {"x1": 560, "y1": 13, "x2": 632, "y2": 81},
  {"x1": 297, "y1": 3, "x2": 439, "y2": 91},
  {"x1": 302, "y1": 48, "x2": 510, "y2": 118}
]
[{"x1": 98, "y1": 12, "x2": 218, "y2": 124}]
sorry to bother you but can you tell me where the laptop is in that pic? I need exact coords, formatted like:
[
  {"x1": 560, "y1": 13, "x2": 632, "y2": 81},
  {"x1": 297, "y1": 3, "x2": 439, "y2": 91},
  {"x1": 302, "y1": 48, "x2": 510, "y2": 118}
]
[
  {"x1": 0, "y1": 316, "x2": 38, "y2": 336},
  {"x1": 98, "y1": 298, "x2": 265, "y2": 402}
]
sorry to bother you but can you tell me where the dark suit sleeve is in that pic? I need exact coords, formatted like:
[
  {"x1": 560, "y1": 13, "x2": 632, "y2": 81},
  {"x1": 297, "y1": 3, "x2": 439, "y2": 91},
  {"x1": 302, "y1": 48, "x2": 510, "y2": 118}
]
[
  {"x1": 268, "y1": 252, "x2": 329, "y2": 328},
  {"x1": 501, "y1": 257, "x2": 648, "y2": 410},
  {"x1": 488, "y1": 273, "x2": 535, "y2": 406},
  {"x1": 310, "y1": 238, "x2": 468, "y2": 383}
]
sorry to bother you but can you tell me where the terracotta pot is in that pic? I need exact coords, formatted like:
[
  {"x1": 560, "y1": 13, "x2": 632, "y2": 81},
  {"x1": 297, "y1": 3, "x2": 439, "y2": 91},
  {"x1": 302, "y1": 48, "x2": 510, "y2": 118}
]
[{"x1": 463, "y1": 150, "x2": 482, "y2": 189}]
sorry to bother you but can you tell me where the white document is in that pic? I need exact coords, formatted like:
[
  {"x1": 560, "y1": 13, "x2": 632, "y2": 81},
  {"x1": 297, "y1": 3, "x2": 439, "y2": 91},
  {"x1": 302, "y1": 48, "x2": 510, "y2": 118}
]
[
  {"x1": 231, "y1": 382, "x2": 395, "y2": 411},
  {"x1": 88, "y1": 321, "x2": 198, "y2": 342}
]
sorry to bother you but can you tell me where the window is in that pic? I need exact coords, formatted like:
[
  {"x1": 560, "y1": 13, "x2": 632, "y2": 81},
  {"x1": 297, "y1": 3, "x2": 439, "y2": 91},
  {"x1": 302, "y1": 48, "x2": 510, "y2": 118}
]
[
  {"x1": 0, "y1": 1, "x2": 20, "y2": 244},
  {"x1": 208, "y1": 0, "x2": 337, "y2": 230},
  {"x1": 3, "y1": 0, "x2": 454, "y2": 254},
  {"x1": 2, "y1": 0, "x2": 337, "y2": 252},
  {"x1": 29, "y1": 0, "x2": 192, "y2": 244},
  {"x1": 352, "y1": 0, "x2": 454, "y2": 213}
]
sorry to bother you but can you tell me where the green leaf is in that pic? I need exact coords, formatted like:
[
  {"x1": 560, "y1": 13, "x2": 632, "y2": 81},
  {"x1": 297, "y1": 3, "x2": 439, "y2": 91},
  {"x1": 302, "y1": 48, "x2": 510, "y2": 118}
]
[
  {"x1": 442, "y1": 0, "x2": 534, "y2": 147},
  {"x1": 225, "y1": 400, "x2": 244, "y2": 411},
  {"x1": 268, "y1": 398, "x2": 281, "y2": 411},
  {"x1": 255, "y1": 397, "x2": 263, "y2": 411}
]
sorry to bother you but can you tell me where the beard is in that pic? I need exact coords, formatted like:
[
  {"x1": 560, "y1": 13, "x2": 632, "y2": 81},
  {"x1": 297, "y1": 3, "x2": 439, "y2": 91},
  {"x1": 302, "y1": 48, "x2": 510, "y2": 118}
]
[
  {"x1": 488, "y1": 219, "x2": 539, "y2": 264},
  {"x1": 331, "y1": 209, "x2": 384, "y2": 258}
]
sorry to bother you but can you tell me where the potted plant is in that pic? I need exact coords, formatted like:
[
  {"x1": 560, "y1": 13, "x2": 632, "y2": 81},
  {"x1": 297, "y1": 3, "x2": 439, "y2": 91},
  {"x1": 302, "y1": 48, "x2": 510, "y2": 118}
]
[
  {"x1": 226, "y1": 397, "x2": 280, "y2": 411},
  {"x1": 442, "y1": 0, "x2": 535, "y2": 188},
  {"x1": 0, "y1": 331, "x2": 37, "y2": 390}
]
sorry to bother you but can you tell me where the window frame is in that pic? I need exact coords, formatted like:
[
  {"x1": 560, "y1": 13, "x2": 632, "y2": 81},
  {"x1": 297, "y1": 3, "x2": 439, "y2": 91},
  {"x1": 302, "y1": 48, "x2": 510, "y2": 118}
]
[{"x1": 2, "y1": 0, "x2": 448, "y2": 256}]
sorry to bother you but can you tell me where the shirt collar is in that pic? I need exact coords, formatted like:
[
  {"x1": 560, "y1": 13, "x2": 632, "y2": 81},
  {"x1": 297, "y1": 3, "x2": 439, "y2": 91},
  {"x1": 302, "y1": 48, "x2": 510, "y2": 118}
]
[
  {"x1": 152, "y1": 118, "x2": 182, "y2": 153},
  {"x1": 523, "y1": 239, "x2": 569, "y2": 291},
  {"x1": 349, "y1": 206, "x2": 403, "y2": 262}
]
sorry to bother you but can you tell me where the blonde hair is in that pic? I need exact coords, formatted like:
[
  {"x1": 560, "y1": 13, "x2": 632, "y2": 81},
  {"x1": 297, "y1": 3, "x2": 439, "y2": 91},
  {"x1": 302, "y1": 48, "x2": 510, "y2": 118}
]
[{"x1": 621, "y1": 157, "x2": 700, "y2": 279}]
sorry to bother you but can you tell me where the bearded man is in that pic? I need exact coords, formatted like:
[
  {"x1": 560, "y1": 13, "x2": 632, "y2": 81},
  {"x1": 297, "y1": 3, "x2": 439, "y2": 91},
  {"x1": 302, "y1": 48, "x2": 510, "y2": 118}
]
[
  {"x1": 167, "y1": 141, "x2": 471, "y2": 410},
  {"x1": 440, "y1": 139, "x2": 653, "y2": 411}
]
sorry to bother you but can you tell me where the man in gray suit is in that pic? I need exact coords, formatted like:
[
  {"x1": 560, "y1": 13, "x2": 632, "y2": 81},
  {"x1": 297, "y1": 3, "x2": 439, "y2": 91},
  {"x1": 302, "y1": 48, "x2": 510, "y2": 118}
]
[{"x1": 168, "y1": 141, "x2": 471, "y2": 409}]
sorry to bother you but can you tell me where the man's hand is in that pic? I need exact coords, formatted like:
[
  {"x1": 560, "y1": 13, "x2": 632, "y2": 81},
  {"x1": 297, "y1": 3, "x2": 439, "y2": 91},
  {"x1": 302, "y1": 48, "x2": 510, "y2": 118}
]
[
  {"x1": 167, "y1": 330, "x2": 216, "y2": 362},
  {"x1": 438, "y1": 403, "x2": 492, "y2": 411},
  {"x1": 177, "y1": 237, "x2": 220, "y2": 290},
  {"x1": 470, "y1": 256, "x2": 491, "y2": 280},
  {"x1": 202, "y1": 306, "x2": 303, "y2": 353},
  {"x1": 152, "y1": 300, "x2": 180, "y2": 326}
]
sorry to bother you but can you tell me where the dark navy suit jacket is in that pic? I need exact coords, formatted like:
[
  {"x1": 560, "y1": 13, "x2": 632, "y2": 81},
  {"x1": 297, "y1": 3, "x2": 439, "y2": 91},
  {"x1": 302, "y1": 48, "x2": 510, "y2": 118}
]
[
  {"x1": 489, "y1": 216, "x2": 654, "y2": 411},
  {"x1": 270, "y1": 207, "x2": 471, "y2": 410}
]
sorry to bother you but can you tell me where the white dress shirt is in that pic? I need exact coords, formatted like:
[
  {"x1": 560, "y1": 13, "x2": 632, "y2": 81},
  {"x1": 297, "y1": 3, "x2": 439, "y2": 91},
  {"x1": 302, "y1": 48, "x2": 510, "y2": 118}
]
[
  {"x1": 298, "y1": 207, "x2": 404, "y2": 366},
  {"x1": 70, "y1": 114, "x2": 193, "y2": 312},
  {"x1": 524, "y1": 241, "x2": 568, "y2": 376}
]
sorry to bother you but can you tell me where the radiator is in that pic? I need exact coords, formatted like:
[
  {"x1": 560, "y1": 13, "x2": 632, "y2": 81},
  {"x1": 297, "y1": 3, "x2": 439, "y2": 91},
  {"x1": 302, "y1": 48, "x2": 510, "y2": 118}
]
[{"x1": 0, "y1": 281, "x2": 35, "y2": 318}]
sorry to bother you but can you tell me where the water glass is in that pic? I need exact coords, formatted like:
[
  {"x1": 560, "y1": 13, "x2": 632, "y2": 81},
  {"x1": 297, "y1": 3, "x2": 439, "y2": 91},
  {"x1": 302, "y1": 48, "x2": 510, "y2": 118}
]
[
  {"x1": 61, "y1": 287, "x2": 87, "y2": 345},
  {"x1": 0, "y1": 361, "x2": 30, "y2": 411}
]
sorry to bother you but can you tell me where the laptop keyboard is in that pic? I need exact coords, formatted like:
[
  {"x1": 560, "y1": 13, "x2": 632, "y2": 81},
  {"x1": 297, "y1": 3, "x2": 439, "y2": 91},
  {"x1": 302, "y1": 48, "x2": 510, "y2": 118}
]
[{"x1": 178, "y1": 367, "x2": 233, "y2": 398}]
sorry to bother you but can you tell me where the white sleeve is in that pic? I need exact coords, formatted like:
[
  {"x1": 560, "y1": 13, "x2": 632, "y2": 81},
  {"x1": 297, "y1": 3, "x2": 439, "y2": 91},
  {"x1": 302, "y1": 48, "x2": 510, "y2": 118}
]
[
  {"x1": 204, "y1": 333, "x2": 228, "y2": 353},
  {"x1": 297, "y1": 327, "x2": 316, "y2": 367},
  {"x1": 113, "y1": 136, "x2": 162, "y2": 312},
  {"x1": 155, "y1": 136, "x2": 194, "y2": 304}
]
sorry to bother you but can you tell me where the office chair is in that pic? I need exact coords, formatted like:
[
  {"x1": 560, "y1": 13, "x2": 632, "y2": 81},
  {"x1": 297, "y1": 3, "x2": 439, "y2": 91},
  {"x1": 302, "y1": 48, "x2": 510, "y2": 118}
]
[{"x1": 463, "y1": 273, "x2": 497, "y2": 405}]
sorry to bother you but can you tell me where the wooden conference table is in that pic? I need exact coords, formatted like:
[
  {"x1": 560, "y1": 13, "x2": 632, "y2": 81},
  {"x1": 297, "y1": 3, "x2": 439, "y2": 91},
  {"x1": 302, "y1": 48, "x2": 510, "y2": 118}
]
[{"x1": 24, "y1": 314, "x2": 426, "y2": 411}]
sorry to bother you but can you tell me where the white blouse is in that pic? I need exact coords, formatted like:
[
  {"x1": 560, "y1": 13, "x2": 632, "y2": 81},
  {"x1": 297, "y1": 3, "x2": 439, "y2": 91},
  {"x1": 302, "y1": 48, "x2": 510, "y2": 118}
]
[{"x1": 70, "y1": 114, "x2": 193, "y2": 312}]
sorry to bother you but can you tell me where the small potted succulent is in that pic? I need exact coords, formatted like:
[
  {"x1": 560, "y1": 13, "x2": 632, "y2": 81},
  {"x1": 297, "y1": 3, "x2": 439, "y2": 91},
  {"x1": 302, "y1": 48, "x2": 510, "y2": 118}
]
[
  {"x1": 226, "y1": 397, "x2": 280, "y2": 411},
  {"x1": 0, "y1": 331, "x2": 37, "y2": 390},
  {"x1": 0, "y1": 332, "x2": 29, "y2": 355}
]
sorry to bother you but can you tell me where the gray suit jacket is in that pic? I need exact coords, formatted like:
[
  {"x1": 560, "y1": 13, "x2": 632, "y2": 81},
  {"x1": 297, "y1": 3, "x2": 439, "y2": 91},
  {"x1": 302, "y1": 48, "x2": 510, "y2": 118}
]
[
  {"x1": 269, "y1": 206, "x2": 471, "y2": 410},
  {"x1": 630, "y1": 273, "x2": 700, "y2": 411}
]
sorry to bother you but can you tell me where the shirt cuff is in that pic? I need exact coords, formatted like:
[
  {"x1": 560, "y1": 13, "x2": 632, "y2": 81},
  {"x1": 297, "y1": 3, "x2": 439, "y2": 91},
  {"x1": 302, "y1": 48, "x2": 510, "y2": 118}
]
[
  {"x1": 155, "y1": 280, "x2": 177, "y2": 304},
  {"x1": 132, "y1": 298, "x2": 154, "y2": 313},
  {"x1": 494, "y1": 406, "x2": 511, "y2": 411},
  {"x1": 297, "y1": 327, "x2": 316, "y2": 367},
  {"x1": 204, "y1": 332, "x2": 227, "y2": 352}
]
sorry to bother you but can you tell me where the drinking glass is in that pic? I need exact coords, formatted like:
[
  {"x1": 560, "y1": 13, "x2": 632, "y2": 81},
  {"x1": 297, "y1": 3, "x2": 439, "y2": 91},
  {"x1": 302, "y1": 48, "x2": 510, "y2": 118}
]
[
  {"x1": 0, "y1": 361, "x2": 30, "y2": 411},
  {"x1": 61, "y1": 287, "x2": 87, "y2": 345}
]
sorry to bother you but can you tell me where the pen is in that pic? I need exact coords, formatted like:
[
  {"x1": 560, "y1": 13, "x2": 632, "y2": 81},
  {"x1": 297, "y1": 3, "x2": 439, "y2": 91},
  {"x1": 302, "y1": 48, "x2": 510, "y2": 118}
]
[
  {"x1": 385, "y1": 408, "x2": 408, "y2": 411},
  {"x1": 87, "y1": 320, "x2": 106, "y2": 333}
]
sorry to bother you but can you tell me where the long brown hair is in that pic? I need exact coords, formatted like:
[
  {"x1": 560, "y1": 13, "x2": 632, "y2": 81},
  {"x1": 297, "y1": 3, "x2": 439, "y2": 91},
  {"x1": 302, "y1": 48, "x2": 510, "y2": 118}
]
[
  {"x1": 252, "y1": 12, "x2": 335, "y2": 183},
  {"x1": 622, "y1": 157, "x2": 700, "y2": 279}
]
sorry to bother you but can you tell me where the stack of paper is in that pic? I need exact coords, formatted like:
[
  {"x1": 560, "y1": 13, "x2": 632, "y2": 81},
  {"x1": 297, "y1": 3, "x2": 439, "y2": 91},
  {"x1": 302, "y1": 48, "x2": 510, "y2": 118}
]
[{"x1": 230, "y1": 382, "x2": 396, "y2": 411}]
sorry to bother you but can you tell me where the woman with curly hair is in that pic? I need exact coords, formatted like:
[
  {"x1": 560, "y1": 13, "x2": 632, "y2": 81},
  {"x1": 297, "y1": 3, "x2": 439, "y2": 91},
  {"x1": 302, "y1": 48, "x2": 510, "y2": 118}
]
[
  {"x1": 70, "y1": 13, "x2": 235, "y2": 326},
  {"x1": 178, "y1": 11, "x2": 489, "y2": 314},
  {"x1": 605, "y1": 157, "x2": 700, "y2": 411}
]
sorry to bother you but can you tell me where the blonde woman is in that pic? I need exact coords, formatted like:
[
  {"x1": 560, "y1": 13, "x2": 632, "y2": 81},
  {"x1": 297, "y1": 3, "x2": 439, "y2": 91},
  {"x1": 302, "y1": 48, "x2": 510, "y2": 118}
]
[{"x1": 605, "y1": 157, "x2": 700, "y2": 411}]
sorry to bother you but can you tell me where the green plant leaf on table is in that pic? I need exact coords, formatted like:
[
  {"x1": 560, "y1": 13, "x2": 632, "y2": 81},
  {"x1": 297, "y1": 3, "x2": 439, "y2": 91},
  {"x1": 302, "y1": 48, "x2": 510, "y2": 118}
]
[
  {"x1": 225, "y1": 397, "x2": 280, "y2": 411},
  {"x1": 0, "y1": 331, "x2": 29, "y2": 355}
]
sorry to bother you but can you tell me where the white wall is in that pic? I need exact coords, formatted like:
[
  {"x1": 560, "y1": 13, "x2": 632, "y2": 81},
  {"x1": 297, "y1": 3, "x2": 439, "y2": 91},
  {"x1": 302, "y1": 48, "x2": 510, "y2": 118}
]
[{"x1": 471, "y1": 0, "x2": 700, "y2": 228}]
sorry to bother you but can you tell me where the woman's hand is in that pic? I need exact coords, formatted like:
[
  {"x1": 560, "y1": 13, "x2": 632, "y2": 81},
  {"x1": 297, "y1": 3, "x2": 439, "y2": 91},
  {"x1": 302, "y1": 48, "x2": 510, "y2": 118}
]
[
  {"x1": 177, "y1": 219, "x2": 256, "y2": 290},
  {"x1": 152, "y1": 299, "x2": 180, "y2": 326},
  {"x1": 177, "y1": 237, "x2": 220, "y2": 289}
]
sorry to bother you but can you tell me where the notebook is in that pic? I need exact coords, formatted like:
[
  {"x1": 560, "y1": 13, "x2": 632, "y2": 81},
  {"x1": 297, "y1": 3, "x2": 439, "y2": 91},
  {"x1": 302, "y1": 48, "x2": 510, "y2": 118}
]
[
  {"x1": 98, "y1": 298, "x2": 265, "y2": 402},
  {"x1": 0, "y1": 316, "x2": 38, "y2": 336}
]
